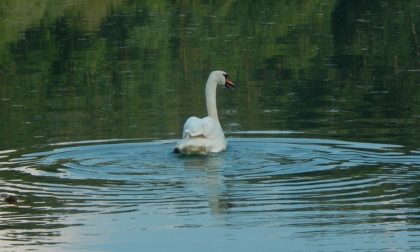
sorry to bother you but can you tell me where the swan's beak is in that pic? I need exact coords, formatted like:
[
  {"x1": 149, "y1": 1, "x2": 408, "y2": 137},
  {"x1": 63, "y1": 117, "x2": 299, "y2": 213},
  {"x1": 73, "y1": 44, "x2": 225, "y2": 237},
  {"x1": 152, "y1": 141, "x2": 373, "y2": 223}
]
[{"x1": 225, "y1": 78, "x2": 235, "y2": 90}]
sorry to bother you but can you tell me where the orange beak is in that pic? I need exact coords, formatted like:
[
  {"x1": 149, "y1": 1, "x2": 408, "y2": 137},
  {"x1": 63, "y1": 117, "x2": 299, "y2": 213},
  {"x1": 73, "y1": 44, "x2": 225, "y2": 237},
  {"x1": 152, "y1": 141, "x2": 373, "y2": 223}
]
[{"x1": 225, "y1": 77, "x2": 235, "y2": 90}]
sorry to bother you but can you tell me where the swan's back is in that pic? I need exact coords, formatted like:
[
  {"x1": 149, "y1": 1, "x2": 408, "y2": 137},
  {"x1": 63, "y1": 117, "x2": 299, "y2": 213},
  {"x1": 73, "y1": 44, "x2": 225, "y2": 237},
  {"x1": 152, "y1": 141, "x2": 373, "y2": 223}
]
[
  {"x1": 183, "y1": 117, "x2": 214, "y2": 138},
  {"x1": 175, "y1": 116, "x2": 226, "y2": 154}
]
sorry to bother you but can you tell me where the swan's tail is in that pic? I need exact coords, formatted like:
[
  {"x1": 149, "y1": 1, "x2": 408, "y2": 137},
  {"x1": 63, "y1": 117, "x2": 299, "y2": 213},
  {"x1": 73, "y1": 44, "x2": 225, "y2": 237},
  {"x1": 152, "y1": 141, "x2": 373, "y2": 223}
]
[
  {"x1": 173, "y1": 147, "x2": 181, "y2": 154},
  {"x1": 173, "y1": 140, "x2": 210, "y2": 155}
]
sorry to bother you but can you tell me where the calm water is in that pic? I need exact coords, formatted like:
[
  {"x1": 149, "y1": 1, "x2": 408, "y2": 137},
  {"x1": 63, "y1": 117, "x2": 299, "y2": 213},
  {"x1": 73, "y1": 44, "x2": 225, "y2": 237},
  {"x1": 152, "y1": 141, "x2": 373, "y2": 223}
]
[{"x1": 1, "y1": 1, "x2": 420, "y2": 251}]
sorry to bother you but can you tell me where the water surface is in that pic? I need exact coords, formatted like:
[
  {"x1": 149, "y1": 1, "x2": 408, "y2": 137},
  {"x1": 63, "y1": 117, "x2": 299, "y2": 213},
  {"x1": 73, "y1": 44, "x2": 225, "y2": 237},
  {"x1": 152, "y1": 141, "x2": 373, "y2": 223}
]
[
  {"x1": 0, "y1": 0, "x2": 419, "y2": 251},
  {"x1": 1, "y1": 136, "x2": 420, "y2": 251}
]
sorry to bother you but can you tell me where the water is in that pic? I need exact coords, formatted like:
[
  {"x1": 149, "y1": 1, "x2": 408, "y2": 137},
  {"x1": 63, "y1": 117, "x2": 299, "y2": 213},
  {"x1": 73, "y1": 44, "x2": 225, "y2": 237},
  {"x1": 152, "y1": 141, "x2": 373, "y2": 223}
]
[
  {"x1": 1, "y1": 136, "x2": 419, "y2": 251},
  {"x1": 1, "y1": 0, "x2": 420, "y2": 251}
]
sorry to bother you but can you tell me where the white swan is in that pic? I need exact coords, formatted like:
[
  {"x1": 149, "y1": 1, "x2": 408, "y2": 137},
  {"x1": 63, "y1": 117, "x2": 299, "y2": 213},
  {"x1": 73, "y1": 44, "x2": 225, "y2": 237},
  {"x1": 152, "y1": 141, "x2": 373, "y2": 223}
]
[{"x1": 174, "y1": 70, "x2": 235, "y2": 154}]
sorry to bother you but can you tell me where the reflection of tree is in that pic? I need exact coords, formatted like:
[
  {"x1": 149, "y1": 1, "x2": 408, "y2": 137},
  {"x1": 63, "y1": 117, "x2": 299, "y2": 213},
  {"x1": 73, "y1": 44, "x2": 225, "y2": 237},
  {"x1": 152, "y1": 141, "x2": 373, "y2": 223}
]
[
  {"x1": 330, "y1": 0, "x2": 420, "y2": 145},
  {"x1": 0, "y1": 0, "x2": 419, "y2": 150}
]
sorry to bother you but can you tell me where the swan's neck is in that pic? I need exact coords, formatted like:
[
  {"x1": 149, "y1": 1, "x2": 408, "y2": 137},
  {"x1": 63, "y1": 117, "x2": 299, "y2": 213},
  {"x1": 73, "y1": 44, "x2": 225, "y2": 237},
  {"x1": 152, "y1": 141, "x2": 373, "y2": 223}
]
[{"x1": 205, "y1": 76, "x2": 219, "y2": 121}]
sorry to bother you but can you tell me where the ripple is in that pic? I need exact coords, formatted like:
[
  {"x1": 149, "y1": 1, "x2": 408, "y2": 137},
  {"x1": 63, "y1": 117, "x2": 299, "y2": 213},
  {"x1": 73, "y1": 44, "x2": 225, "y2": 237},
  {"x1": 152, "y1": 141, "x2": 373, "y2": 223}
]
[{"x1": 0, "y1": 137, "x2": 419, "y2": 249}]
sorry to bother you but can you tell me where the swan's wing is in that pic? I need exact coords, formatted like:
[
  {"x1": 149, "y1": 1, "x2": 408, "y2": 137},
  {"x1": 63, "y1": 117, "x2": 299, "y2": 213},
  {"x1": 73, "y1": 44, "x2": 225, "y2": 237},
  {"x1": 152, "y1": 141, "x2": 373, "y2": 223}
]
[{"x1": 182, "y1": 116, "x2": 215, "y2": 138}]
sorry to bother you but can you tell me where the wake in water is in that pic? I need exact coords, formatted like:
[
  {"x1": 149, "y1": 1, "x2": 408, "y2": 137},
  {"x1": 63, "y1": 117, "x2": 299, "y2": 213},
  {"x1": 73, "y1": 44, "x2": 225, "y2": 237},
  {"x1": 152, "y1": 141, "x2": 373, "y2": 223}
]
[{"x1": 0, "y1": 137, "x2": 419, "y2": 251}]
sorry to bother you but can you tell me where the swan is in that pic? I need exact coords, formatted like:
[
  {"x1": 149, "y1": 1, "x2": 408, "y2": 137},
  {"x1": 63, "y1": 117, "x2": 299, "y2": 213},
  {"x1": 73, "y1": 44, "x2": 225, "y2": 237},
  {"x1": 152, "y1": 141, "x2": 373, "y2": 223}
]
[{"x1": 174, "y1": 70, "x2": 235, "y2": 154}]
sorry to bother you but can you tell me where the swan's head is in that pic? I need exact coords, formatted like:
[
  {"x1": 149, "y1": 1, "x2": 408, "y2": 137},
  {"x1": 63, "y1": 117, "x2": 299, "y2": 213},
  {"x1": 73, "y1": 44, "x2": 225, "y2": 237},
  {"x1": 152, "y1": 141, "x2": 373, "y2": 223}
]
[{"x1": 210, "y1": 70, "x2": 235, "y2": 90}]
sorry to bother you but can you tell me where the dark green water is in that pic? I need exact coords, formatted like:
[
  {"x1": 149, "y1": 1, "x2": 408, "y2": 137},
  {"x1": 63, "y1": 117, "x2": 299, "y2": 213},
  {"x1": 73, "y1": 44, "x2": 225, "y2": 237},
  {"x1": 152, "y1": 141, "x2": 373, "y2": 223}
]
[{"x1": 0, "y1": 1, "x2": 419, "y2": 251}]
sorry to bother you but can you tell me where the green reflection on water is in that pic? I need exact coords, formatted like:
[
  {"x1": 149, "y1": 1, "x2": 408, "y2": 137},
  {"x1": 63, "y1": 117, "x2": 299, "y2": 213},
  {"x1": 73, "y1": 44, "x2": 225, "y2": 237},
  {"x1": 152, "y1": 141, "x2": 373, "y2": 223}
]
[{"x1": 0, "y1": 0, "x2": 419, "y2": 150}]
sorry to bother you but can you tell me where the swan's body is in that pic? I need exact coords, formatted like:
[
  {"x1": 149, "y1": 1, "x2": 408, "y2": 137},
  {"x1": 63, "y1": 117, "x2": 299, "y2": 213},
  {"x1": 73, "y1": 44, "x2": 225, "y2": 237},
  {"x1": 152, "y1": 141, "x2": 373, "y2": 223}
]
[{"x1": 174, "y1": 71, "x2": 235, "y2": 155}]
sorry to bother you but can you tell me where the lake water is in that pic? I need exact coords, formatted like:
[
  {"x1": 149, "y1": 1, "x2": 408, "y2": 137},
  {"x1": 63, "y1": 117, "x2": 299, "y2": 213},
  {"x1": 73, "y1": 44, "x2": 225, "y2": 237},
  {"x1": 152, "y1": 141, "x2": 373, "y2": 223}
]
[{"x1": 1, "y1": 1, "x2": 419, "y2": 251}]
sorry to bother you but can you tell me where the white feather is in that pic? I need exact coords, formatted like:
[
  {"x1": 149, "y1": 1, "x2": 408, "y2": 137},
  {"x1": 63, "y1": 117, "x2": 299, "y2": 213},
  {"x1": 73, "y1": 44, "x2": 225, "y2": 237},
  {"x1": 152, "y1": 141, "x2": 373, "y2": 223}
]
[{"x1": 183, "y1": 116, "x2": 215, "y2": 138}]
